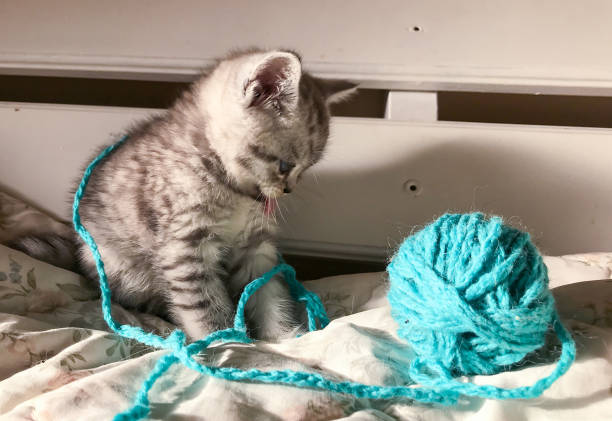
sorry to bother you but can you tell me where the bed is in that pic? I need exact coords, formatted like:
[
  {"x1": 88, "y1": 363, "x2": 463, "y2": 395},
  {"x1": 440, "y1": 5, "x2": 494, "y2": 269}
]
[
  {"x1": 1, "y1": 1, "x2": 612, "y2": 420},
  {"x1": 0, "y1": 192, "x2": 611, "y2": 420}
]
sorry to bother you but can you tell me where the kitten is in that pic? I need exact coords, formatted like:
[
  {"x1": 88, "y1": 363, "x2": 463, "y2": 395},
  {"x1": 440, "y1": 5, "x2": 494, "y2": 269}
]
[{"x1": 11, "y1": 49, "x2": 356, "y2": 341}]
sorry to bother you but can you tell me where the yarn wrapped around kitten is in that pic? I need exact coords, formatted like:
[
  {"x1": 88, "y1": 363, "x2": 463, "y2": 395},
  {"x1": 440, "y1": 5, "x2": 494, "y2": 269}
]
[{"x1": 387, "y1": 213, "x2": 555, "y2": 382}]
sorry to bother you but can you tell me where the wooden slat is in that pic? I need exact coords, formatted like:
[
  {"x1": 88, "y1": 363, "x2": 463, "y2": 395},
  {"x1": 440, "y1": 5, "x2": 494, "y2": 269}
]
[
  {"x1": 1, "y1": 1, "x2": 612, "y2": 94},
  {"x1": 1, "y1": 102, "x2": 612, "y2": 260},
  {"x1": 285, "y1": 119, "x2": 612, "y2": 259}
]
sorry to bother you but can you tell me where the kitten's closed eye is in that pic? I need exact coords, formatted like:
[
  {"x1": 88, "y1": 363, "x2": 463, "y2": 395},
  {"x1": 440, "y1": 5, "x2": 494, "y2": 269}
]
[{"x1": 279, "y1": 160, "x2": 295, "y2": 175}]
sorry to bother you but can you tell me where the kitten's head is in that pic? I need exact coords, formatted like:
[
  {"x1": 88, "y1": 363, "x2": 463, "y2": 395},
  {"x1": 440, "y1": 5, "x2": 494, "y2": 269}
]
[{"x1": 198, "y1": 49, "x2": 356, "y2": 201}]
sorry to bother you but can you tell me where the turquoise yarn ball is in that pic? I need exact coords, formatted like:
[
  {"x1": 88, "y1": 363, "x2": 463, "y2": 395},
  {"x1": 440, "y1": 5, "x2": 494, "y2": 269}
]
[{"x1": 387, "y1": 213, "x2": 554, "y2": 378}]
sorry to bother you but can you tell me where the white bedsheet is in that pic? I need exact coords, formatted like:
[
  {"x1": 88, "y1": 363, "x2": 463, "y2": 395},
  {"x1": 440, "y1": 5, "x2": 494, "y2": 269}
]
[{"x1": 0, "y1": 243, "x2": 611, "y2": 421}]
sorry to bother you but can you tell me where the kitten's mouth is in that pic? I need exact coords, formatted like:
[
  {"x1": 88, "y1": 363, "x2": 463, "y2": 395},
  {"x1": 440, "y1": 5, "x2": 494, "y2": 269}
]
[
  {"x1": 263, "y1": 197, "x2": 277, "y2": 216},
  {"x1": 252, "y1": 186, "x2": 277, "y2": 216}
]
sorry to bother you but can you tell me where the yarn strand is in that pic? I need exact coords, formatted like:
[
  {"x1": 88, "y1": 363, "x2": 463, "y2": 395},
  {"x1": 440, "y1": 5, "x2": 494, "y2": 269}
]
[{"x1": 72, "y1": 137, "x2": 576, "y2": 421}]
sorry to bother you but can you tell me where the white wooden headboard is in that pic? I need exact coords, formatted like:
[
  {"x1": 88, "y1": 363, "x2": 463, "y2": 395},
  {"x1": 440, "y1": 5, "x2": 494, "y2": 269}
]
[
  {"x1": 2, "y1": 0, "x2": 612, "y2": 94},
  {"x1": 2, "y1": 1, "x2": 612, "y2": 260}
]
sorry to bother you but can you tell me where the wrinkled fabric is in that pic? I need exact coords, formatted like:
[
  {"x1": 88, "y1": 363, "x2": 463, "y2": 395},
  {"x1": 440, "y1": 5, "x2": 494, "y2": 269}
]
[{"x1": 0, "y1": 244, "x2": 610, "y2": 421}]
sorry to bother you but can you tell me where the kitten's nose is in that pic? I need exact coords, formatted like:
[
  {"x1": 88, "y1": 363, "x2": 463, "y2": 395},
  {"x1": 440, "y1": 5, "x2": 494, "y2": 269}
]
[{"x1": 283, "y1": 187, "x2": 292, "y2": 194}]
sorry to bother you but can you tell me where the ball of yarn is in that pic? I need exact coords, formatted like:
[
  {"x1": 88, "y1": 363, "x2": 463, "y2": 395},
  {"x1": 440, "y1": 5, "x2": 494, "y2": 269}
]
[{"x1": 387, "y1": 213, "x2": 554, "y2": 378}]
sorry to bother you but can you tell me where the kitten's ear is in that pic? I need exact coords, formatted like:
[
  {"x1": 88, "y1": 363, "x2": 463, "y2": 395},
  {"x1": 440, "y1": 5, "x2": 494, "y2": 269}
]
[
  {"x1": 317, "y1": 79, "x2": 359, "y2": 105},
  {"x1": 244, "y1": 51, "x2": 301, "y2": 110}
]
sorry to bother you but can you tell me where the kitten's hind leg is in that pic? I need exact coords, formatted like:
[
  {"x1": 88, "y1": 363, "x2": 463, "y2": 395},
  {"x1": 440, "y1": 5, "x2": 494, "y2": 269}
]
[{"x1": 158, "y1": 231, "x2": 234, "y2": 341}]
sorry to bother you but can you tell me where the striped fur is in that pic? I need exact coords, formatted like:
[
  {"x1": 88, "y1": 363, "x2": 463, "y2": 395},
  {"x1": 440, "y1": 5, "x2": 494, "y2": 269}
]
[{"x1": 31, "y1": 49, "x2": 356, "y2": 341}]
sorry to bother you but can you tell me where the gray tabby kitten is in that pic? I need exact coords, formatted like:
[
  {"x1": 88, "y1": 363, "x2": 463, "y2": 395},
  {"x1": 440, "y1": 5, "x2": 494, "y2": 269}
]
[{"x1": 14, "y1": 49, "x2": 355, "y2": 341}]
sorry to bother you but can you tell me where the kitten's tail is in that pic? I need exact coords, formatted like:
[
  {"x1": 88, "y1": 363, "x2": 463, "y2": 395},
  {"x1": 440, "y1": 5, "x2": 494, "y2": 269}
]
[{"x1": 6, "y1": 233, "x2": 80, "y2": 272}]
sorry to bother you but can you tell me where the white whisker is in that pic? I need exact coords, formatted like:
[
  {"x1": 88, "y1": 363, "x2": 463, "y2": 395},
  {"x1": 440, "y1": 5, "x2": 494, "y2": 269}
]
[
  {"x1": 276, "y1": 200, "x2": 288, "y2": 225},
  {"x1": 257, "y1": 195, "x2": 265, "y2": 230},
  {"x1": 272, "y1": 201, "x2": 279, "y2": 225}
]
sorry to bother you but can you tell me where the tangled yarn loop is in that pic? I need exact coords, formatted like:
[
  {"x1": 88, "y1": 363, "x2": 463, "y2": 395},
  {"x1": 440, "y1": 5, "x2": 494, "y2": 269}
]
[{"x1": 73, "y1": 136, "x2": 576, "y2": 421}]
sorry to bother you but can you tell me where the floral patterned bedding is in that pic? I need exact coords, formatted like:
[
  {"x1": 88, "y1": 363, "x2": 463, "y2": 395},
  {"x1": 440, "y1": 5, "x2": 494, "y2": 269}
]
[{"x1": 0, "y1": 192, "x2": 611, "y2": 420}]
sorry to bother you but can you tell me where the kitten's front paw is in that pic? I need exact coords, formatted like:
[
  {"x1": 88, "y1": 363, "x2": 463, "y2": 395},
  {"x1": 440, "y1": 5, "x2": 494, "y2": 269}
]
[
  {"x1": 245, "y1": 276, "x2": 309, "y2": 342},
  {"x1": 181, "y1": 305, "x2": 235, "y2": 342},
  {"x1": 256, "y1": 308, "x2": 306, "y2": 342},
  {"x1": 207, "y1": 305, "x2": 236, "y2": 331}
]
